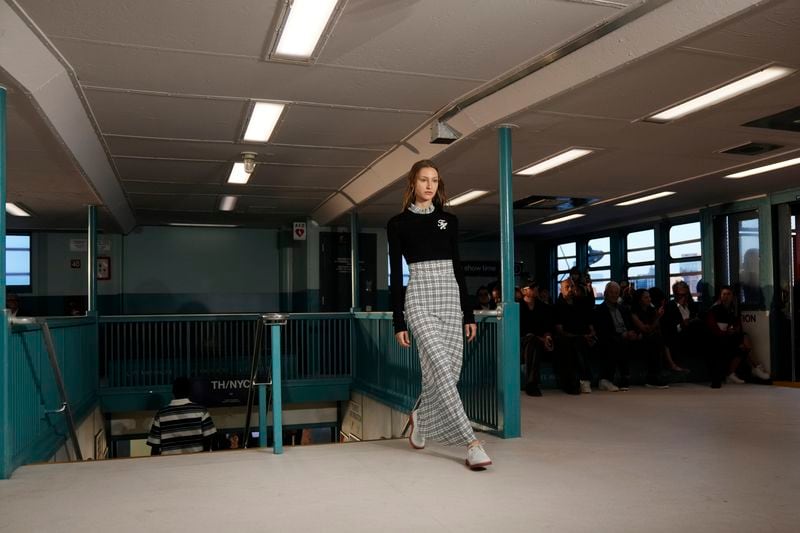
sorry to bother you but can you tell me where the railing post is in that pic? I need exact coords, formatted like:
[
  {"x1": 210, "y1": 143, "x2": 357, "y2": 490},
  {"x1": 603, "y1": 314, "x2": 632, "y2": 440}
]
[
  {"x1": 87, "y1": 205, "x2": 97, "y2": 313},
  {"x1": 1, "y1": 86, "x2": 10, "y2": 478},
  {"x1": 497, "y1": 125, "x2": 520, "y2": 438},
  {"x1": 262, "y1": 313, "x2": 286, "y2": 454},
  {"x1": 350, "y1": 212, "x2": 360, "y2": 312}
]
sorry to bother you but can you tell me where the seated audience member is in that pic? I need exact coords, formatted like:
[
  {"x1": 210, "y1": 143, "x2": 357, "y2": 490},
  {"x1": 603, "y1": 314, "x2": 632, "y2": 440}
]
[
  {"x1": 6, "y1": 293, "x2": 20, "y2": 317},
  {"x1": 473, "y1": 286, "x2": 496, "y2": 311},
  {"x1": 514, "y1": 286, "x2": 524, "y2": 303},
  {"x1": 619, "y1": 281, "x2": 634, "y2": 311},
  {"x1": 147, "y1": 377, "x2": 217, "y2": 455},
  {"x1": 593, "y1": 282, "x2": 642, "y2": 391},
  {"x1": 706, "y1": 286, "x2": 770, "y2": 388},
  {"x1": 661, "y1": 281, "x2": 702, "y2": 372},
  {"x1": 538, "y1": 286, "x2": 553, "y2": 305},
  {"x1": 519, "y1": 280, "x2": 555, "y2": 397},
  {"x1": 630, "y1": 289, "x2": 670, "y2": 388},
  {"x1": 490, "y1": 284, "x2": 502, "y2": 308},
  {"x1": 555, "y1": 279, "x2": 597, "y2": 394}
]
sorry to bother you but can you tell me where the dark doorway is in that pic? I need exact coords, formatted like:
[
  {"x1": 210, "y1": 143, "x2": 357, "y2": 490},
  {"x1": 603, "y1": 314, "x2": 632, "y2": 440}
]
[{"x1": 319, "y1": 232, "x2": 377, "y2": 312}]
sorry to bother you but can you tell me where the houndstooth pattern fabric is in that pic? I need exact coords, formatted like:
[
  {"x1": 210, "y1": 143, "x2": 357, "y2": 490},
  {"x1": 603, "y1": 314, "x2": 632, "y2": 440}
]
[{"x1": 405, "y1": 259, "x2": 475, "y2": 446}]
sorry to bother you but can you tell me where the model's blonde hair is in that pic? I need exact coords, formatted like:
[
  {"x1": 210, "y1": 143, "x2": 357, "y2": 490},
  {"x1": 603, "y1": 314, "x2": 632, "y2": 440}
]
[{"x1": 401, "y1": 160, "x2": 448, "y2": 210}]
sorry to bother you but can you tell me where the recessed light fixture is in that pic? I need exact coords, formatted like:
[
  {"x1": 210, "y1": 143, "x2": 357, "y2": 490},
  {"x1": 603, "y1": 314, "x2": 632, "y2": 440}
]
[
  {"x1": 516, "y1": 149, "x2": 594, "y2": 176},
  {"x1": 542, "y1": 213, "x2": 586, "y2": 225},
  {"x1": 647, "y1": 66, "x2": 796, "y2": 123},
  {"x1": 169, "y1": 223, "x2": 238, "y2": 228},
  {"x1": 6, "y1": 203, "x2": 31, "y2": 217},
  {"x1": 227, "y1": 163, "x2": 250, "y2": 184},
  {"x1": 219, "y1": 196, "x2": 238, "y2": 212},
  {"x1": 446, "y1": 190, "x2": 491, "y2": 207},
  {"x1": 616, "y1": 191, "x2": 676, "y2": 206},
  {"x1": 725, "y1": 156, "x2": 800, "y2": 179},
  {"x1": 243, "y1": 102, "x2": 285, "y2": 143},
  {"x1": 274, "y1": 0, "x2": 339, "y2": 59}
]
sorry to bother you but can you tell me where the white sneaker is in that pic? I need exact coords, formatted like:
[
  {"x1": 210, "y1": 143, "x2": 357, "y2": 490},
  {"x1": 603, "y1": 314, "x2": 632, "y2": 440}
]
[
  {"x1": 726, "y1": 373, "x2": 745, "y2": 384},
  {"x1": 579, "y1": 380, "x2": 592, "y2": 394},
  {"x1": 408, "y1": 411, "x2": 425, "y2": 449},
  {"x1": 598, "y1": 379, "x2": 619, "y2": 392},
  {"x1": 465, "y1": 444, "x2": 492, "y2": 470},
  {"x1": 752, "y1": 365, "x2": 770, "y2": 380}
]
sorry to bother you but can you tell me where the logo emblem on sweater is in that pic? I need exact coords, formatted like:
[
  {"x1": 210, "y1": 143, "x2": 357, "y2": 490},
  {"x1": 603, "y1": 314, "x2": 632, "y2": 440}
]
[{"x1": 437, "y1": 219, "x2": 448, "y2": 230}]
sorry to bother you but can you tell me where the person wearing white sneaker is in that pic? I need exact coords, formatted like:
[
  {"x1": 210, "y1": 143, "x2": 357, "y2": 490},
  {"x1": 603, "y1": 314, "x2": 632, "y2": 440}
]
[
  {"x1": 466, "y1": 442, "x2": 492, "y2": 470},
  {"x1": 598, "y1": 378, "x2": 619, "y2": 392},
  {"x1": 725, "y1": 373, "x2": 745, "y2": 384},
  {"x1": 389, "y1": 160, "x2": 490, "y2": 470},
  {"x1": 707, "y1": 286, "x2": 763, "y2": 387},
  {"x1": 751, "y1": 364, "x2": 770, "y2": 381},
  {"x1": 579, "y1": 380, "x2": 592, "y2": 394}
]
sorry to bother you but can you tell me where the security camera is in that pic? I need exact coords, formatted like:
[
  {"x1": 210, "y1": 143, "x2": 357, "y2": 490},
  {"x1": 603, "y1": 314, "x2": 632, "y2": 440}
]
[{"x1": 241, "y1": 152, "x2": 258, "y2": 174}]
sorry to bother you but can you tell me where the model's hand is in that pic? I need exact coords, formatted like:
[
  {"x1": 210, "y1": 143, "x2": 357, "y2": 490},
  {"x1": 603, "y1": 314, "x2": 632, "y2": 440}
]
[
  {"x1": 465, "y1": 323, "x2": 477, "y2": 342},
  {"x1": 395, "y1": 330, "x2": 410, "y2": 348}
]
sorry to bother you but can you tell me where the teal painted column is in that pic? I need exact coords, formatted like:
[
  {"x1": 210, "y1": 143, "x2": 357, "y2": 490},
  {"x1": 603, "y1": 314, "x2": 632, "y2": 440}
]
[
  {"x1": 497, "y1": 125, "x2": 520, "y2": 438},
  {"x1": 0, "y1": 87, "x2": 10, "y2": 478},
  {"x1": 270, "y1": 321, "x2": 283, "y2": 454},
  {"x1": 350, "y1": 212, "x2": 360, "y2": 311},
  {"x1": 87, "y1": 205, "x2": 97, "y2": 313}
]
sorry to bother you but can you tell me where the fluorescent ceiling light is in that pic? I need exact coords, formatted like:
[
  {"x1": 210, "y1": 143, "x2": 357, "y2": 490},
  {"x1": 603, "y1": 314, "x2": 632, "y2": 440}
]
[
  {"x1": 243, "y1": 102, "x2": 285, "y2": 143},
  {"x1": 6, "y1": 203, "x2": 31, "y2": 217},
  {"x1": 542, "y1": 213, "x2": 586, "y2": 225},
  {"x1": 169, "y1": 223, "x2": 238, "y2": 228},
  {"x1": 725, "y1": 156, "x2": 800, "y2": 179},
  {"x1": 446, "y1": 190, "x2": 490, "y2": 207},
  {"x1": 228, "y1": 163, "x2": 250, "y2": 184},
  {"x1": 219, "y1": 196, "x2": 238, "y2": 212},
  {"x1": 516, "y1": 149, "x2": 594, "y2": 176},
  {"x1": 616, "y1": 191, "x2": 676, "y2": 206},
  {"x1": 274, "y1": 0, "x2": 338, "y2": 59},
  {"x1": 647, "y1": 66, "x2": 796, "y2": 123}
]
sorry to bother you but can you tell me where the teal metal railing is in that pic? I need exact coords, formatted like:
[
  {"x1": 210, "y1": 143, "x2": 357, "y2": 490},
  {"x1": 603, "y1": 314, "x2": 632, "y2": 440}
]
[
  {"x1": 98, "y1": 311, "x2": 507, "y2": 434},
  {"x1": 1, "y1": 316, "x2": 98, "y2": 478},
  {"x1": 98, "y1": 313, "x2": 352, "y2": 387},
  {"x1": 352, "y1": 311, "x2": 500, "y2": 432}
]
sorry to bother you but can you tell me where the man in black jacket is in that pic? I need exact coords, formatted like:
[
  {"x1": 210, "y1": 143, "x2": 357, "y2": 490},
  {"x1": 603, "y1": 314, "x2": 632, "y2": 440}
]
[
  {"x1": 519, "y1": 280, "x2": 554, "y2": 397},
  {"x1": 661, "y1": 281, "x2": 703, "y2": 372},
  {"x1": 594, "y1": 281, "x2": 641, "y2": 391}
]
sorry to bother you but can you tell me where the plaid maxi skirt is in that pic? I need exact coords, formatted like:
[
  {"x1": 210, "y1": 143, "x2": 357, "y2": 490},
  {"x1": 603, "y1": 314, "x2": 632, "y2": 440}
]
[{"x1": 405, "y1": 260, "x2": 476, "y2": 446}]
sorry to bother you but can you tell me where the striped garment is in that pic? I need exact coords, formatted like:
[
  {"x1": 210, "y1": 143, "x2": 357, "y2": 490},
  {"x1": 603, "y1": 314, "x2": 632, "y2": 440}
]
[
  {"x1": 405, "y1": 259, "x2": 476, "y2": 446},
  {"x1": 146, "y1": 399, "x2": 217, "y2": 455}
]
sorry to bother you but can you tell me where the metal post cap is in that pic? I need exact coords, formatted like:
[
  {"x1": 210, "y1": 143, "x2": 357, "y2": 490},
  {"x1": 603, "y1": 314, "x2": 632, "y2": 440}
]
[{"x1": 261, "y1": 313, "x2": 288, "y2": 325}]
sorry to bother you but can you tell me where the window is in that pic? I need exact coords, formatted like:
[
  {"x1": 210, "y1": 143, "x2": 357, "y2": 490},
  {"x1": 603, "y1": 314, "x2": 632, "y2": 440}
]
[
  {"x1": 626, "y1": 229, "x2": 655, "y2": 289},
  {"x1": 6, "y1": 234, "x2": 31, "y2": 289},
  {"x1": 715, "y1": 211, "x2": 762, "y2": 307},
  {"x1": 387, "y1": 255, "x2": 410, "y2": 288},
  {"x1": 587, "y1": 236, "x2": 611, "y2": 302},
  {"x1": 554, "y1": 241, "x2": 577, "y2": 297},
  {"x1": 668, "y1": 221, "x2": 702, "y2": 298}
]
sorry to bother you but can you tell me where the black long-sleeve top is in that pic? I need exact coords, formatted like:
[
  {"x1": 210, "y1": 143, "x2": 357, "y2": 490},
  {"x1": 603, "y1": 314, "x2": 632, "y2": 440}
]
[{"x1": 387, "y1": 207, "x2": 475, "y2": 333}]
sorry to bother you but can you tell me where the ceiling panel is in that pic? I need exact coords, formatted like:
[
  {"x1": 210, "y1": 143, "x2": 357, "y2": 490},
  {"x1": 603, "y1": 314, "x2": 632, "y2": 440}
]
[
  {"x1": 244, "y1": 164, "x2": 362, "y2": 189},
  {"x1": 115, "y1": 159, "x2": 228, "y2": 184},
  {"x1": 273, "y1": 105, "x2": 429, "y2": 149},
  {"x1": 538, "y1": 48, "x2": 767, "y2": 120},
  {"x1": 86, "y1": 90, "x2": 247, "y2": 140},
  {"x1": 680, "y1": 0, "x2": 800, "y2": 68},
  {"x1": 16, "y1": 0, "x2": 278, "y2": 57},
  {"x1": 122, "y1": 181, "x2": 335, "y2": 197},
  {"x1": 55, "y1": 40, "x2": 481, "y2": 111},
  {"x1": 106, "y1": 136, "x2": 381, "y2": 167},
  {"x1": 319, "y1": 0, "x2": 619, "y2": 79},
  {"x1": 128, "y1": 193, "x2": 218, "y2": 212}
]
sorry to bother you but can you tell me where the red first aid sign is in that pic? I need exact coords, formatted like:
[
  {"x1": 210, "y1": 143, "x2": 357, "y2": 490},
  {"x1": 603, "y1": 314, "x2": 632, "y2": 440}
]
[{"x1": 293, "y1": 222, "x2": 306, "y2": 241}]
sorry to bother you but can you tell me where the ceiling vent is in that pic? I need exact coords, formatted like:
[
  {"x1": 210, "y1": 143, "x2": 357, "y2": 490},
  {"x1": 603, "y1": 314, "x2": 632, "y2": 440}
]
[
  {"x1": 721, "y1": 142, "x2": 784, "y2": 156},
  {"x1": 743, "y1": 105, "x2": 800, "y2": 133},
  {"x1": 513, "y1": 195, "x2": 594, "y2": 211}
]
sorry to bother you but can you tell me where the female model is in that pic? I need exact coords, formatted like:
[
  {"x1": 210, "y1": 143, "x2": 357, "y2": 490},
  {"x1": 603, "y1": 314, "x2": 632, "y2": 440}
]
[{"x1": 387, "y1": 159, "x2": 491, "y2": 470}]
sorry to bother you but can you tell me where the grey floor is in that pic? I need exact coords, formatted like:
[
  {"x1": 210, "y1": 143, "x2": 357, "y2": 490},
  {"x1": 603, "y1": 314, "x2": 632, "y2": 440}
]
[{"x1": 2, "y1": 384, "x2": 799, "y2": 533}]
